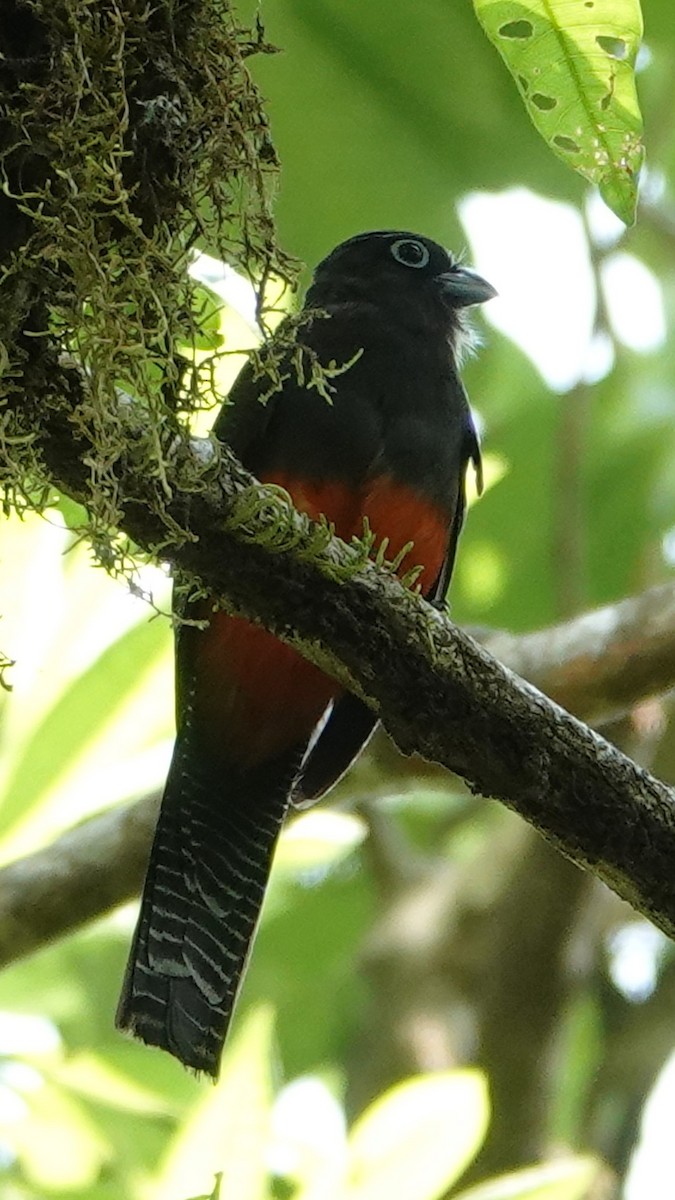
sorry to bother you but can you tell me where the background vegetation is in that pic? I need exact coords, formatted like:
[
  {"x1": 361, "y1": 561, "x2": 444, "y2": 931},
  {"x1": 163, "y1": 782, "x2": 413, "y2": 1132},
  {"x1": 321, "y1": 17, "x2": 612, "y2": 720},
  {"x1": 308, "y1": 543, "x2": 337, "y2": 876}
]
[{"x1": 1, "y1": 0, "x2": 674, "y2": 1197}]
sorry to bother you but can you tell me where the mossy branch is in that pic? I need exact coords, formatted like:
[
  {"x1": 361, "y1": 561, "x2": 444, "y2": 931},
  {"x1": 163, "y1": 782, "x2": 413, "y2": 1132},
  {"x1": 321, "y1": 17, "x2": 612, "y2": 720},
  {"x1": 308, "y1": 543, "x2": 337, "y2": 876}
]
[
  {"x1": 16, "y1": 364, "x2": 675, "y2": 943},
  {"x1": 2, "y1": 0, "x2": 675, "y2": 947}
]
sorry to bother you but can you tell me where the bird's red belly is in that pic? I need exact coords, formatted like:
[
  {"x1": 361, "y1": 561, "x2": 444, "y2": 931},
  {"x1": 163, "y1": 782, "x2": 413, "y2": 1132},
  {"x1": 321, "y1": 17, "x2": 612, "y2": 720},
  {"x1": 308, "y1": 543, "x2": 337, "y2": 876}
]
[{"x1": 194, "y1": 473, "x2": 447, "y2": 764}]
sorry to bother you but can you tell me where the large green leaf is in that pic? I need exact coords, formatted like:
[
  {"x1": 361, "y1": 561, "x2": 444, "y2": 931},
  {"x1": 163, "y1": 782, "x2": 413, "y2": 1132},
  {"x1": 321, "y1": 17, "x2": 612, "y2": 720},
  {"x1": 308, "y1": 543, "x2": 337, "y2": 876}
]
[
  {"x1": 344, "y1": 1070, "x2": 489, "y2": 1200},
  {"x1": 5, "y1": 1077, "x2": 110, "y2": 1193},
  {"x1": 151, "y1": 1006, "x2": 276, "y2": 1200},
  {"x1": 454, "y1": 1155, "x2": 605, "y2": 1200},
  {"x1": 0, "y1": 613, "x2": 170, "y2": 852},
  {"x1": 473, "y1": 0, "x2": 644, "y2": 223}
]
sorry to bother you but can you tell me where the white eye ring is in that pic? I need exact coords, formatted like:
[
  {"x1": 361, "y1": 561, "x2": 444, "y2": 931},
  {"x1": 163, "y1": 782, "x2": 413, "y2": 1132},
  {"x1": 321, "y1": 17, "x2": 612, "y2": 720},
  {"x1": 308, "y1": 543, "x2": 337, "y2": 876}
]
[{"x1": 390, "y1": 238, "x2": 430, "y2": 269}]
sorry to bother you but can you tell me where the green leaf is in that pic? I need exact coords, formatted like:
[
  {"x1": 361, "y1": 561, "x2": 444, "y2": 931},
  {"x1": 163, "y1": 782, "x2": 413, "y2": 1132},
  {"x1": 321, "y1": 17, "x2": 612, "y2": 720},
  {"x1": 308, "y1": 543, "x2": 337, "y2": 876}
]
[
  {"x1": 0, "y1": 612, "x2": 169, "y2": 848},
  {"x1": 345, "y1": 1070, "x2": 489, "y2": 1200},
  {"x1": 187, "y1": 282, "x2": 227, "y2": 351},
  {"x1": 274, "y1": 809, "x2": 367, "y2": 875},
  {"x1": 473, "y1": 0, "x2": 644, "y2": 223},
  {"x1": 454, "y1": 1155, "x2": 606, "y2": 1200},
  {"x1": 151, "y1": 1005, "x2": 276, "y2": 1200},
  {"x1": 7, "y1": 1079, "x2": 110, "y2": 1192},
  {"x1": 53, "y1": 491, "x2": 89, "y2": 531}
]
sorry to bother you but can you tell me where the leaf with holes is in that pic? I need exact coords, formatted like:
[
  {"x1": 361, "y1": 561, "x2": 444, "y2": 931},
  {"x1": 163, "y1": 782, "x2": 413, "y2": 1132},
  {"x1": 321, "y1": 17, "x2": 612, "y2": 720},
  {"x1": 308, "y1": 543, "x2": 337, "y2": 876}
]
[{"x1": 473, "y1": 0, "x2": 644, "y2": 224}]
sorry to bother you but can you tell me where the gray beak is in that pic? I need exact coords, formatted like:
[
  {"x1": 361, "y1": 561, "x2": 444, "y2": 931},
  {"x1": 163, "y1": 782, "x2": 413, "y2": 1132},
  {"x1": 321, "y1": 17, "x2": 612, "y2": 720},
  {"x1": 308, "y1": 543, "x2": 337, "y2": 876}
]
[{"x1": 436, "y1": 265, "x2": 497, "y2": 308}]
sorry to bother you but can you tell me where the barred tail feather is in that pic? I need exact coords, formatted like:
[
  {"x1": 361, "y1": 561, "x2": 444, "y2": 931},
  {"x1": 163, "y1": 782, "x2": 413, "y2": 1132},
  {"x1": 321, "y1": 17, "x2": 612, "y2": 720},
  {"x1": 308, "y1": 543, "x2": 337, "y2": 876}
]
[{"x1": 116, "y1": 734, "x2": 291, "y2": 1077}]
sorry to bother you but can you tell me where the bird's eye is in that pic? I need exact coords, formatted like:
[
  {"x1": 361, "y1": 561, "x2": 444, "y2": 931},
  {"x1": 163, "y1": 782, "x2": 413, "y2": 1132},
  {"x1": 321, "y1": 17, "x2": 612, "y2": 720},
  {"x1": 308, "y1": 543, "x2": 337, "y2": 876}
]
[{"x1": 390, "y1": 238, "x2": 430, "y2": 269}]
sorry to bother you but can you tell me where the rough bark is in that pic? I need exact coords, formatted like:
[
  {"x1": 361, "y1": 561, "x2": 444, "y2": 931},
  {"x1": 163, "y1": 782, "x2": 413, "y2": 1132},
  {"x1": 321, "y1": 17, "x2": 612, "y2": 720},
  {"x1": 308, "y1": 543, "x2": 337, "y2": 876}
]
[{"x1": 1, "y1": 401, "x2": 675, "y2": 960}]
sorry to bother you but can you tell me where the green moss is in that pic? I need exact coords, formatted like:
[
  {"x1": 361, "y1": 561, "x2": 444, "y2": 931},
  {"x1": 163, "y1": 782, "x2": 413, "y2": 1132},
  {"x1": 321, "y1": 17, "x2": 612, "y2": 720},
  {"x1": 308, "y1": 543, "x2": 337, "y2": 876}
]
[{"x1": 0, "y1": 0, "x2": 288, "y2": 568}]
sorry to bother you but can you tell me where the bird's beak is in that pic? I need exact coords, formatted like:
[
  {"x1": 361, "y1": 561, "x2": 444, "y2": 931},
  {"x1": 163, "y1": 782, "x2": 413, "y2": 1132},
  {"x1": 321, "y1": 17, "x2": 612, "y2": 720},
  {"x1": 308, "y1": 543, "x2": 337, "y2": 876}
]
[{"x1": 436, "y1": 266, "x2": 497, "y2": 308}]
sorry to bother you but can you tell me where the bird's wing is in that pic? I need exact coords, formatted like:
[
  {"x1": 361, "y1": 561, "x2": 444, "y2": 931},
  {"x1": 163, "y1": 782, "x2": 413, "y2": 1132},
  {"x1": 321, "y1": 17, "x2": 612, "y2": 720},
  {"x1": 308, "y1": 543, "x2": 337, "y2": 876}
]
[
  {"x1": 292, "y1": 407, "x2": 482, "y2": 807},
  {"x1": 291, "y1": 692, "x2": 379, "y2": 808},
  {"x1": 429, "y1": 411, "x2": 482, "y2": 610}
]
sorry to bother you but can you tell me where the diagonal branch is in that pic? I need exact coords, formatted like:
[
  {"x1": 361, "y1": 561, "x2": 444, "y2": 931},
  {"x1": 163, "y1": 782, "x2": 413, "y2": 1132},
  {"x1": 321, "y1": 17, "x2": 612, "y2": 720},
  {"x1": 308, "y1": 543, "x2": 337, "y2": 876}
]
[
  {"x1": 1, "y1": 572, "x2": 675, "y2": 964},
  {"x1": 14, "y1": 374, "x2": 675, "y2": 948},
  {"x1": 2, "y1": 0, "x2": 674, "y2": 966}
]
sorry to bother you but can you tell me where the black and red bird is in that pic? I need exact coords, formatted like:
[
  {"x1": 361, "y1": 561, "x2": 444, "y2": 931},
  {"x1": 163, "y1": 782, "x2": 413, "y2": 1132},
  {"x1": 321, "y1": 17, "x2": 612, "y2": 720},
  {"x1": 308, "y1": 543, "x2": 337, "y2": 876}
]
[{"x1": 116, "y1": 230, "x2": 495, "y2": 1076}]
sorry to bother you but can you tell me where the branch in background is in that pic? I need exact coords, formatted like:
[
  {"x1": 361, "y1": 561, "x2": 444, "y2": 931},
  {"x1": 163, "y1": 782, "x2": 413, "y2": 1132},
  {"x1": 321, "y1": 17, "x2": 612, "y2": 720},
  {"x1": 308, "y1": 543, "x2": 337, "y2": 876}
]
[
  {"x1": 0, "y1": 795, "x2": 159, "y2": 969},
  {"x1": 347, "y1": 582, "x2": 675, "y2": 798},
  {"x1": 482, "y1": 582, "x2": 675, "y2": 726}
]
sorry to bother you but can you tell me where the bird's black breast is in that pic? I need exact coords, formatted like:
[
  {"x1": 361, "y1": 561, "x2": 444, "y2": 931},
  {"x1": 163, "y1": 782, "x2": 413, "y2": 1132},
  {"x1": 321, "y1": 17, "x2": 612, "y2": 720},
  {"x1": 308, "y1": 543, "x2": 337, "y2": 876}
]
[{"x1": 217, "y1": 303, "x2": 473, "y2": 516}]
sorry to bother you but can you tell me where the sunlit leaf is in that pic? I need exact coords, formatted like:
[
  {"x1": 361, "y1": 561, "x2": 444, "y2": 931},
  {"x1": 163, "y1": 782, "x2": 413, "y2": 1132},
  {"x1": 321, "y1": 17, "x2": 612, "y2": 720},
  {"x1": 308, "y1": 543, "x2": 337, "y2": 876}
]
[
  {"x1": 151, "y1": 1005, "x2": 276, "y2": 1200},
  {"x1": 466, "y1": 451, "x2": 509, "y2": 506},
  {"x1": 7, "y1": 1078, "x2": 109, "y2": 1191},
  {"x1": 187, "y1": 282, "x2": 227, "y2": 352},
  {"x1": 50, "y1": 1050, "x2": 174, "y2": 1117},
  {"x1": 457, "y1": 539, "x2": 509, "y2": 611},
  {"x1": 473, "y1": 0, "x2": 644, "y2": 223},
  {"x1": 273, "y1": 1076, "x2": 348, "y2": 1200},
  {"x1": 0, "y1": 613, "x2": 170, "y2": 857},
  {"x1": 186, "y1": 258, "x2": 293, "y2": 437},
  {"x1": 0, "y1": 510, "x2": 172, "y2": 857},
  {"x1": 345, "y1": 1070, "x2": 489, "y2": 1200},
  {"x1": 453, "y1": 1154, "x2": 606, "y2": 1200},
  {"x1": 275, "y1": 810, "x2": 367, "y2": 875}
]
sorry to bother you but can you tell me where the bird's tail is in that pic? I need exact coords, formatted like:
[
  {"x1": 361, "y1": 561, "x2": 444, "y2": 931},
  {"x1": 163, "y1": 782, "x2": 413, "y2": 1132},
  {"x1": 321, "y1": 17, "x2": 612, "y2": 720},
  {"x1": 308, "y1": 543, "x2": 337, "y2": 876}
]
[{"x1": 116, "y1": 733, "x2": 292, "y2": 1077}]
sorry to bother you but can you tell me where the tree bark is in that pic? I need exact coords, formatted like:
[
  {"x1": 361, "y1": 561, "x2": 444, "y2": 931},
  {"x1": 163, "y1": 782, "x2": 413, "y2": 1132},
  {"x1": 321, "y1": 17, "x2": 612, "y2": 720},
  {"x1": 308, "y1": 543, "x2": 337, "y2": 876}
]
[{"x1": 2, "y1": 390, "x2": 675, "y2": 950}]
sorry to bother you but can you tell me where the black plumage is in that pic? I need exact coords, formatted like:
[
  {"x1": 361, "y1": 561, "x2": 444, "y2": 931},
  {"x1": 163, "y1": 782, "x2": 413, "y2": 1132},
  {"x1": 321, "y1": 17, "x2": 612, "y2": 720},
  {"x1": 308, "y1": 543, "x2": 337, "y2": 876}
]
[{"x1": 116, "y1": 230, "x2": 495, "y2": 1076}]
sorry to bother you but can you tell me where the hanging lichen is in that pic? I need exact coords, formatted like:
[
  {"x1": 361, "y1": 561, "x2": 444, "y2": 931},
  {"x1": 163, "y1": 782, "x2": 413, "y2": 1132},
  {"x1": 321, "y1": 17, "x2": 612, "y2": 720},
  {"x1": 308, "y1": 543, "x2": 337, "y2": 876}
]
[{"x1": 0, "y1": 0, "x2": 291, "y2": 575}]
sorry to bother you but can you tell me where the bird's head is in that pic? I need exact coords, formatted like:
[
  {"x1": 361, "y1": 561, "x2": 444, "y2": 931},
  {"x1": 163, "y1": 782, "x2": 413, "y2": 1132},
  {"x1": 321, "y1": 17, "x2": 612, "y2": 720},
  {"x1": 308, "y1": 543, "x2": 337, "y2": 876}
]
[{"x1": 306, "y1": 230, "x2": 496, "y2": 353}]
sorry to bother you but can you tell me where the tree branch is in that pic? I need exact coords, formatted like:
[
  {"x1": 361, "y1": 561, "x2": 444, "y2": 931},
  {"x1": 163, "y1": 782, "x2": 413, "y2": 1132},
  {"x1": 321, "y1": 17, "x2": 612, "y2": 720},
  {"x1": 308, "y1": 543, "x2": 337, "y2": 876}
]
[
  {"x1": 1, "y1": 412, "x2": 672, "y2": 964},
  {"x1": 4, "y1": 382, "x2": 675, "y2": 953},
  {"x1": 482, "y1": 582, "x2": 675, "y2": 725},
  {"x1": 3, "y1": 0, "x2": 675, "y2": 971},
  {"x1": 0, "y1": 795, "x2": 159, "y2": 968}
]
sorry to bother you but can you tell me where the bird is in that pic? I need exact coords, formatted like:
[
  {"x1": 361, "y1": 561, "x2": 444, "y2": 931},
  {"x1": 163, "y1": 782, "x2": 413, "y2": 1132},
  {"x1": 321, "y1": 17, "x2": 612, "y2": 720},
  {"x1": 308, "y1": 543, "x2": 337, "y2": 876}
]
[{"x1": 116, "y1": 229, "x2": 496, "y2": 1077}]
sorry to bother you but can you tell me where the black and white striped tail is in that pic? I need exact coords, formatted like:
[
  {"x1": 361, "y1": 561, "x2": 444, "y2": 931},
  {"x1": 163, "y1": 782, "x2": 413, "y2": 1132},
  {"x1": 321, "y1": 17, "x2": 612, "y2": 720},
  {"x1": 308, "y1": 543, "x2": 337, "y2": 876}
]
[{"x1": 116, "y1": 734, "x2": 291, "y2": 1077}]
